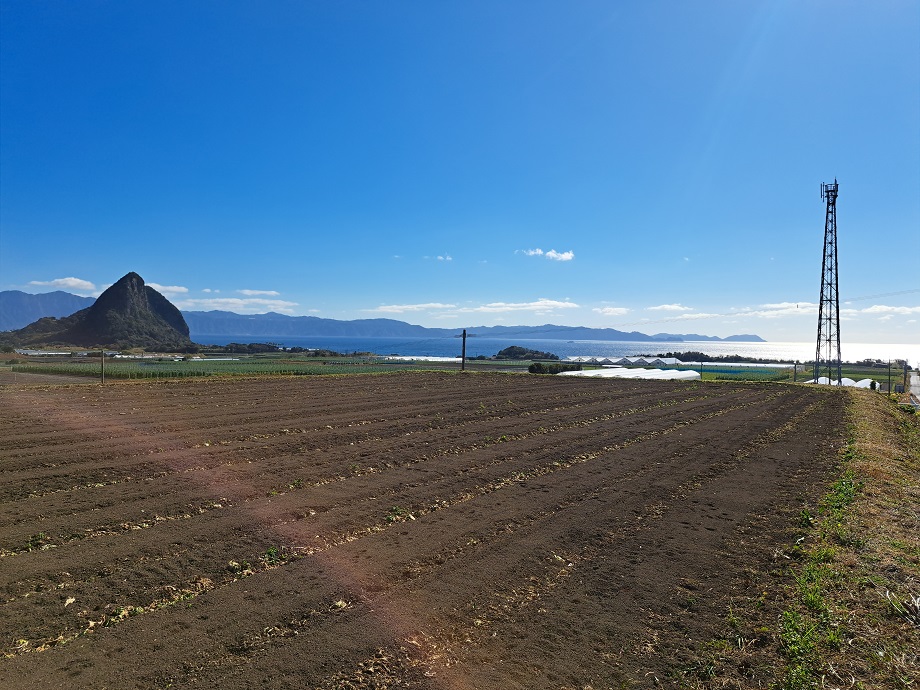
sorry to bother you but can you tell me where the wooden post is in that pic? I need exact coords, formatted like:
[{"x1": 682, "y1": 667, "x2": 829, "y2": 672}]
[
  {"x1": 888, "y1": 360, "x2": 891, "y2": 394},
  {"x1": 793, "y1": 361, "x2": 797, "y2": 382},
  {"x1": 101, "y1": 349, "x2": 105, "y2": 384},
  {"x1": 461, "y1": 329, "x2": 467, "y2": 371}
]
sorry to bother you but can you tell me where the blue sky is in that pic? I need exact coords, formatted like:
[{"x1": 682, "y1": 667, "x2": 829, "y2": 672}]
[{"x1": 1, "y1": 1, "x2": 918, "y2": 343}]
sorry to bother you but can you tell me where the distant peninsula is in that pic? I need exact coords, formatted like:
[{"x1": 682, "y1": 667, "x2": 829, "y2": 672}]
[{"x1": 0, "y1": 287, "x2": 765, "y2": 345}]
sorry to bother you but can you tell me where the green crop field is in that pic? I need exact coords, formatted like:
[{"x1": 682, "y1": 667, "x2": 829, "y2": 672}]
[{"x1": 10, "y1": 358, "x2": 424, "y2": 379}]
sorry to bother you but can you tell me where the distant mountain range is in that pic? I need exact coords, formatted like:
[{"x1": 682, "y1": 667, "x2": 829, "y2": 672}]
[
  {"x1": 0, "y1": 290, "x2": 95, "y2": 331},
  {"x1": 0, "y1": 289, "x2": 765, "y2": 343}
]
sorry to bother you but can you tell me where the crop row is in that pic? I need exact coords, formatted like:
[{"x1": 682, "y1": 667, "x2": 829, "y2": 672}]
[{"x1": 10, "y1": 360, "x2": 422, "y2": 379}]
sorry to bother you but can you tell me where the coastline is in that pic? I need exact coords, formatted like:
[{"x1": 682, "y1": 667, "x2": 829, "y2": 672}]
[{"x1": 190, "y1": 335, "x2": 919, "y2": 367}]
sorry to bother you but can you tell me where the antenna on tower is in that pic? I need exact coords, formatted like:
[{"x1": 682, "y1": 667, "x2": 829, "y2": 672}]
[{"x1": 814, "y1": 180, "x2": 841, "y2": 385}]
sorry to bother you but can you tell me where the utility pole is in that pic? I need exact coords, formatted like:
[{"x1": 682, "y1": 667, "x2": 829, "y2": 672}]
[
  {"x1": 461, "y1": 329, "x2": 467, "y2": 371},
  {"x1": 814, "y1": 179, "x2": 841, "y2": 385}
]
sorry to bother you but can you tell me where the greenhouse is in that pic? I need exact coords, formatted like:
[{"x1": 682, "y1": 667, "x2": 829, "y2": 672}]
[{"x1": 558, "y1": 367, "x2": 701, "y2": 380}]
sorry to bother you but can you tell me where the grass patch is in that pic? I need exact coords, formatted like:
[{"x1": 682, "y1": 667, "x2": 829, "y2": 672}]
[
  {"x1": 777, "y1": 391, "x2": 919, "y2": 689},
  {"x1": 771, "y1": 392, "x2": 919, "y2": 689},
  {"x1": 679, "y1": 390, "x2": 919, "y2": 689},
  {"x1": 385, "y1": 505, "x2": 415, "y2": 523}
]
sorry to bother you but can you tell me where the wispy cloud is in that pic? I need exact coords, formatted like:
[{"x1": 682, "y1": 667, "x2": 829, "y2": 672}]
[
  {"x1": 674, "y1": 312, "x2": 723, "y2": 320},
  {"x1": 148, "y1": 283, "x2": 189, "y2": 295},
  {"x1": 238, "y1": 289, "x2": 280, "y2": 296},
  {"x1": 365, "y1": 298, "x2": 579, "y2": 316},
  {"x1": 437, "y1": 255, "x2": 453, "y2": 262},
  {"x1": 733, "y1": 302, "x2": 920, "y2": 320},
  {"x1": 598, "y1": 299, "x2": 920, "y2": 335},
  {"x1": 736, "y1": 302, "x2": 818, "y2": 318},
  {"x1": 29, "y1": 277, "x2": 96, "y2": 291},
  {"x1": 593, "y1": 307, "x2": 630, "y2": 316},
  {"x1": 861, "y1": 304, "x2": 920, "y2": 315},
  {"x1": 367, "y1": 303, "x2": 457, "y2": 314},
  {"x1": 517, "y1": 248, "x2": 575, "y2": 261},
  {"x1": 648, "y1": 303, "x2": 693, "y2": 312},
  {"x1": 174, "y1": 297, "x2": 299, "y2": 314},
  {"x1": 454, "y1": 298, "x2": 579, "y2": 314}
]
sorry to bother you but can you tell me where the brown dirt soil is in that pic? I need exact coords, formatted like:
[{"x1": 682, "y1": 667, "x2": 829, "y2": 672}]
[
  {"x1": 0, "y1": 370, "x2": 96, "y2": 386},
  {"x1": 0, "y1": 372, "x2": 847, "y2": 689}
]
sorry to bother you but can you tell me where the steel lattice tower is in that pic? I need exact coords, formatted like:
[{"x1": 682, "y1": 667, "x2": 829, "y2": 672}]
[{"x1": 814, "y1": 179, "x2": 841, "y2": 384}]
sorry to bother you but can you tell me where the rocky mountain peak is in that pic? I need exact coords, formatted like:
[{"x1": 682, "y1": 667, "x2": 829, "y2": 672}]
[{"x1": 0, "y1": 272, "x2": 193, "y2": 350}]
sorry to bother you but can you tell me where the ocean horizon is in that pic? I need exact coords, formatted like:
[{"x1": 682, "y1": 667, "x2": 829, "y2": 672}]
[{"x1": 190, "y1": 334, "x2": 919, "y2": 366}]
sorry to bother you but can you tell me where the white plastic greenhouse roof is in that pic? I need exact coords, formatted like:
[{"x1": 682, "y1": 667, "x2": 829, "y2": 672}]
[
  {"x1": 565, "y1": 356, "x2": 682, "y2": 366},
  {"x1": 558, "y1": 367, "x2": 701, "y2": 380},
  {"x1": 805, "y1": 377, "x2": 875, "y2": 388}
]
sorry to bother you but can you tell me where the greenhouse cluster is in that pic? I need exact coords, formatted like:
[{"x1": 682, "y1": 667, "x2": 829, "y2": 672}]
[{"x1": 558, "y1": 367, "x2": 701, "y2": 380}]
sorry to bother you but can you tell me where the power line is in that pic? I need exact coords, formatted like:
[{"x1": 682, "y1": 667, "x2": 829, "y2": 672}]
[{"x1": 842, "y1": 288, "x2": 920, "y2": 303}]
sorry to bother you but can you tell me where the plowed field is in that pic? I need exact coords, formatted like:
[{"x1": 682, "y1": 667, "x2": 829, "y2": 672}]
[{"x1": 0, "y1": 372, "x2": 846, "y2": 689}]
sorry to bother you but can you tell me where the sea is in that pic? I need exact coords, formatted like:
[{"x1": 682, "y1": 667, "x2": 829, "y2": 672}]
[{"x1": 191, "y1": 335, "x2": 920, "y2": 366}]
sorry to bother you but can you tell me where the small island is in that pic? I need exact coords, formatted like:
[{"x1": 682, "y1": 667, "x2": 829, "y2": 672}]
[{"x1": 495, "y1": 346, "x2": 560, "y2": 361}]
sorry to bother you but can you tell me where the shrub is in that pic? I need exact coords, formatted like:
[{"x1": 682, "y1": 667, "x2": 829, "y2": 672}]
[{"x1": 528, "y1": 362, "x2": 582, "y2": 374}]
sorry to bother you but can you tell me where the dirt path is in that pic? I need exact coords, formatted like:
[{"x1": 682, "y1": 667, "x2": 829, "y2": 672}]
[
  {"x1": 0, "y1": 370, "x2": 96, "y2": 386},
  {"x1": 0, "y1": 372, "x2": 847, "y2": 689}
]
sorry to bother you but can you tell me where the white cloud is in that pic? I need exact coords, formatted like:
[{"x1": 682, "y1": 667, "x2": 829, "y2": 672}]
[
  {"x1": 174, "y1": 297, "x2": 299, "y2": 314},
  {"x1": 760, "y1": 302, "x2": 809, "y2": 310},
  {"x1": 648, "y1": 304, "x2": 693, "y2": 312},
  {"x1": 238, "y1": 289, "x2": 280, "y2": 296},
  {"x1": 593, "y1": 307, "x2": 630, "y2": 316},
  {"x1": 517, "y1": 248, "x2": 575, "y2": 261},
  {"x1": 367, "y1": 302, "x2": 457, "y2": 314},
  {"x1": 731, "y1": 302, "x2": 919, "y2": 321},
  {"x1": 29, "y1": 277, "x2": 96, "y2": 291},
  {"x1": 455, "y1": 298, "x2": 579, "y2": 314},
  {"x1": 737, "y1": 302, "x2": 818, "y2": 318},
  {"x1": 437, "y1": 255, "x2": 453, "y2": 261},
  {"x1": 367, "y1": 298, "x2": 579, "y2": 316},
  {"x1": 202, "y1": 288, "x2": 220, "y2": 293},
  {"x1": 675, "y1": 312, "x2": 722, "y2": 321},
  {"x1": 861, "y1": 304, "x2": 920, "y2": 315},
  {"x1": 147, "y1": 283, "x2": 189, "y2": 295}
]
